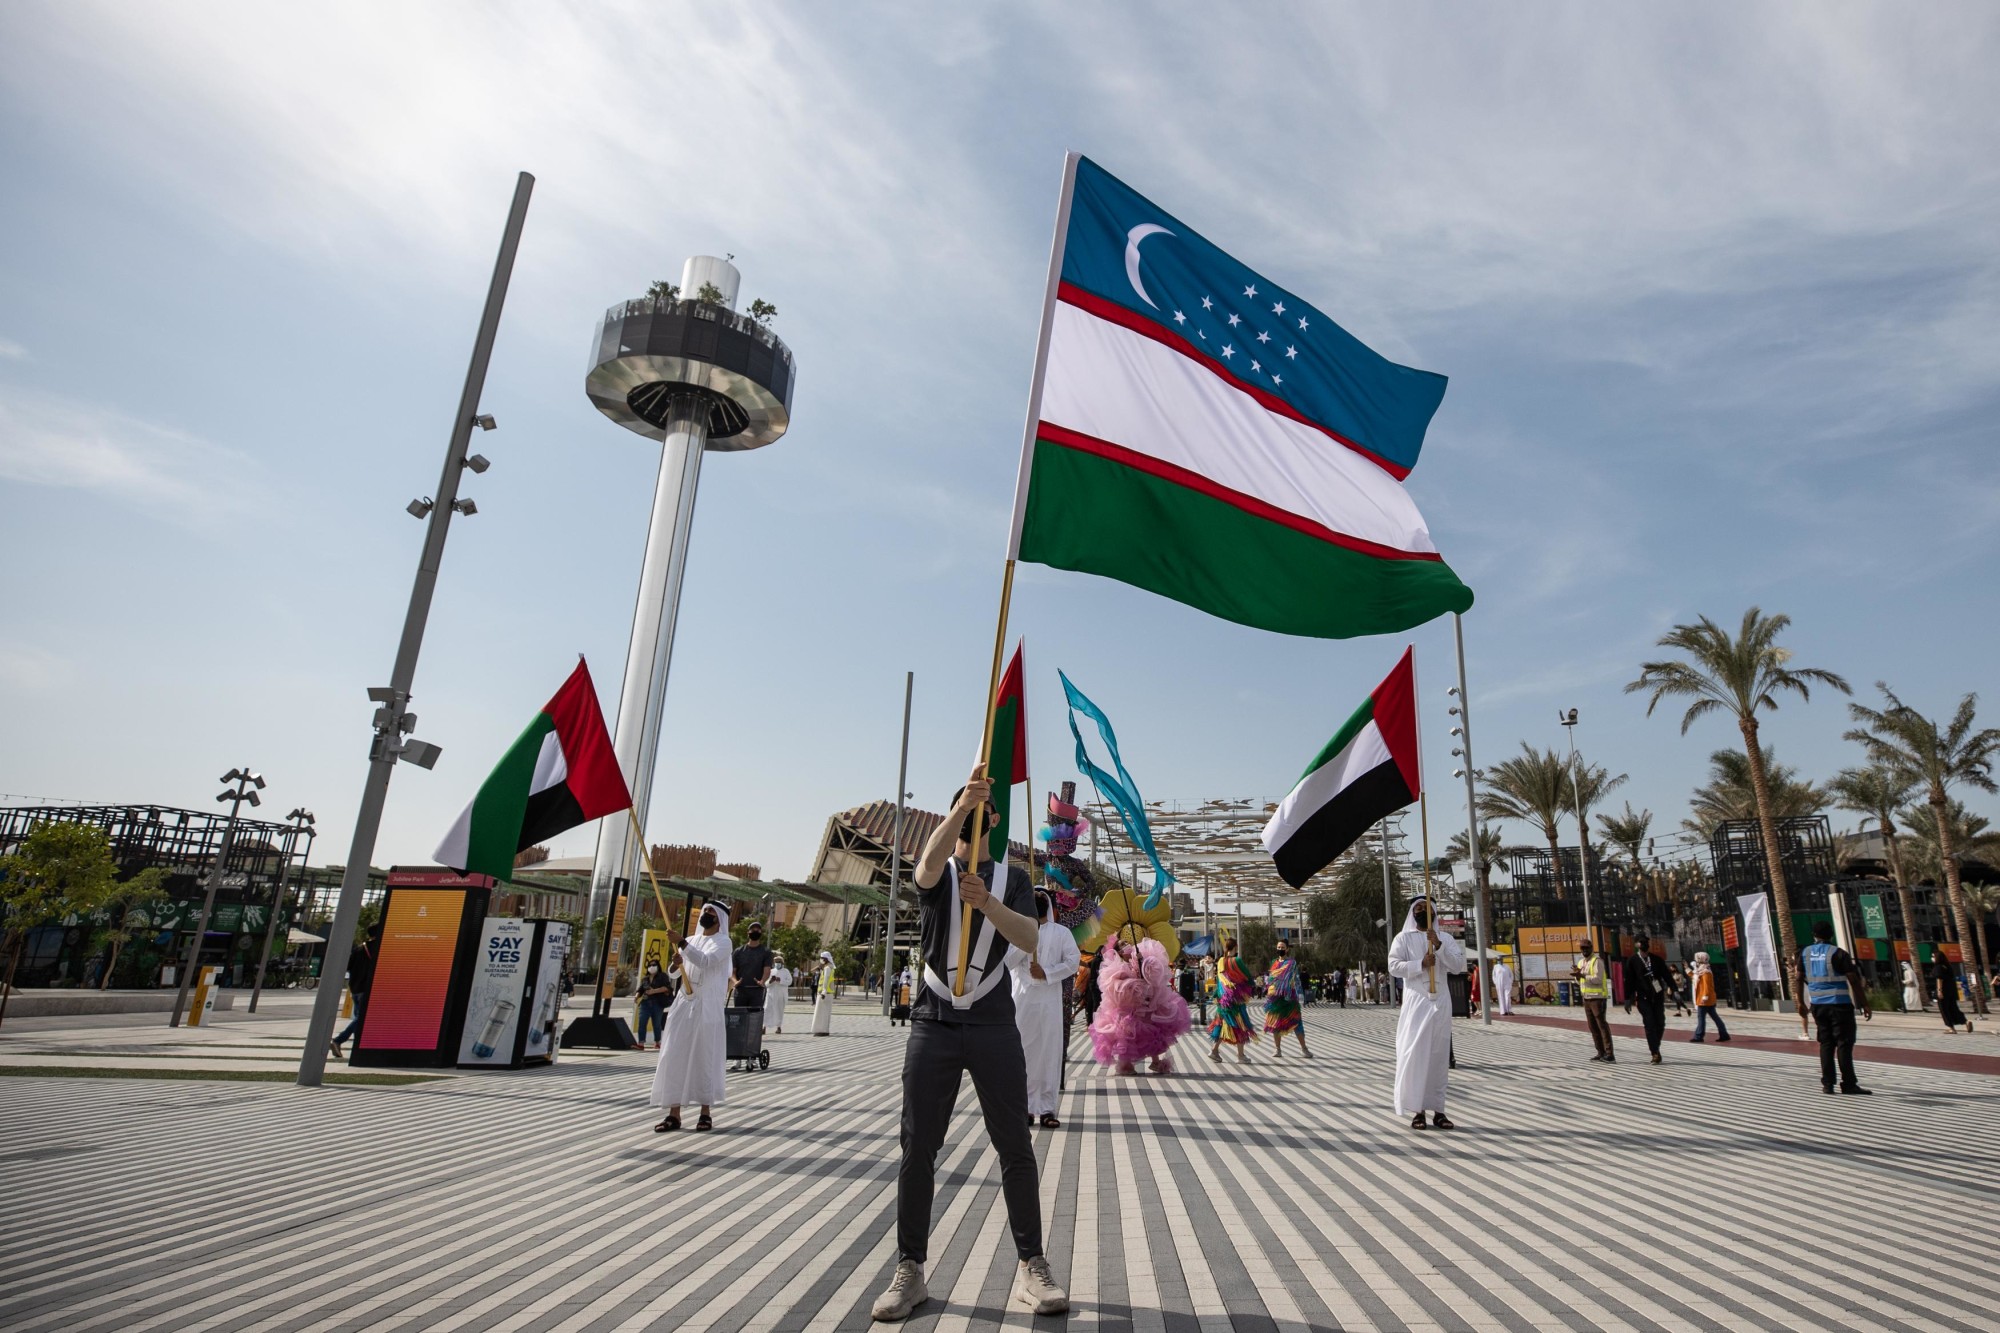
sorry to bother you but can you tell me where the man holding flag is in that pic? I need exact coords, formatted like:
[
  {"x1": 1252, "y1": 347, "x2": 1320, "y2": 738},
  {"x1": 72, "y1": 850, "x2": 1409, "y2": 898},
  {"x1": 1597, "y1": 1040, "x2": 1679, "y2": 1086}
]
[{"x1": 873, "y1": 755, "x2": 1068, "y2": 1320}]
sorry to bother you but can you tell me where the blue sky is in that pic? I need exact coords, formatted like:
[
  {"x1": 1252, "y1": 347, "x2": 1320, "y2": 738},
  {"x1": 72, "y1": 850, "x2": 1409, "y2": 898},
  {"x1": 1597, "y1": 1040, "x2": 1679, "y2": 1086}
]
[{"x1": 2, "y1": 3, "x2": 1996, "y2": 886}]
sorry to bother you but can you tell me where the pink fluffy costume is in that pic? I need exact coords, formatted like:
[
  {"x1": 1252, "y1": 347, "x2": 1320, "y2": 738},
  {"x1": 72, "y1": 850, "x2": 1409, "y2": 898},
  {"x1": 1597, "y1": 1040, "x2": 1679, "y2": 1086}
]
[{"x1": 1089, "y1": 936, "x2": 1193, "y2": 1074}]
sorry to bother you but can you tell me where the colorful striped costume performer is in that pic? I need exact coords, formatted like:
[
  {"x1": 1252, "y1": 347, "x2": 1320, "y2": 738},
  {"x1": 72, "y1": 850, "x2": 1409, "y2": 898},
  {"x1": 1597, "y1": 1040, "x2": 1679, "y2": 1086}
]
[
  {"x1": 1263, "y1": 956, "x2": 1304, "y2": 1034},
  {"x1": 1208, "y1": 952, "x2": 1255, "y2": 1048}
]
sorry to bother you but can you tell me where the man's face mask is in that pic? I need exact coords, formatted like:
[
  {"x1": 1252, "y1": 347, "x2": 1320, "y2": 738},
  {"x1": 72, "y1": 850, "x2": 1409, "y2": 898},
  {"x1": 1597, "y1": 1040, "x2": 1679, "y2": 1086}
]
[{"x1": 700, "y1": 909, "x2": 719, "y2": 932}]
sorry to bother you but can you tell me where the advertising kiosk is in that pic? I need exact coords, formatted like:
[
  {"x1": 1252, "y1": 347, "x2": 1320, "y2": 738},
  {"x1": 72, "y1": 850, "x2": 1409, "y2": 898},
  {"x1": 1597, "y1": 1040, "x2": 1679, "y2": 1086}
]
[
  {"x1": 350, "y1": 872, "x2": 491, "y2": 1068},
  {"x1": 457, "y1": 916, "x2": 571, "y2": 1069}
]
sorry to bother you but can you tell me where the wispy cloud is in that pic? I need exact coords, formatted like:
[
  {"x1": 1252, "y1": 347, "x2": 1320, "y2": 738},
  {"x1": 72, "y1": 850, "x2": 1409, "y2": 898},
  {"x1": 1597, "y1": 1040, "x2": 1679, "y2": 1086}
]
[
  {"x1": 0, "y1": 387, "x2": 262, "y2": 523},
  {"x1": 0, "y1": 339, "x2": 26, "y2": 360}
]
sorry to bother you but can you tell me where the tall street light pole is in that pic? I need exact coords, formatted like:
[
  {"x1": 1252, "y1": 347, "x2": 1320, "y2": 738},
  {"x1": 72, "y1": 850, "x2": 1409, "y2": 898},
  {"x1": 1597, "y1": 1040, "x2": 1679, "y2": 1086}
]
[
  {"x1": 883, "y1": 671, "x2": 912, "y2": 1019},
  {"x1": 1448, "y1": 613, "x2": 1494, "y2": 1026},
  {"x1": 171, "y1": 768, "x2": 265, "y2": 1026},
  {"x1": 1561, "y1": 708, "x2": 1595, "y2": 950},
  {"x1": 298, "y1": 171, "x2": 533, "y2": 1087},
  {"x1": 249, "y1": 808, "x2": 313, "y2": 1013}
]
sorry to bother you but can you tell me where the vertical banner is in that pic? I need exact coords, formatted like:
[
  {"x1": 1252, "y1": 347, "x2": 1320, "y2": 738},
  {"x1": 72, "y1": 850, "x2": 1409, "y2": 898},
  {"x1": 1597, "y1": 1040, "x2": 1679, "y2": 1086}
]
[
  {"x1": 522, "y1": 921, "x2": 570, "y2": 1063},
  {"x1": 360, "y1": 889, "x2": 472, "y2": 1051},
  {"x1": 1737, "y1": 892, "x2": 1779, "y2": 982},
  {"x1": 1858, "y1": 894, "x2": 1888, "y2": 939},
  {"x1": 458, "y1": 917, "x2": 531, "y2": 1066}
]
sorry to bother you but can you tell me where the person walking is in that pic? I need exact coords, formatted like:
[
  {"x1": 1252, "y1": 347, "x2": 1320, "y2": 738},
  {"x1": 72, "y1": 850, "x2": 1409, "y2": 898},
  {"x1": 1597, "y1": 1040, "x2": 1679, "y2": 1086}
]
[
  {"x1": 1206, "y1": 937, "x2": 1255, "y2": 1064},
  {"x1": 652, "y1": 902, "x2": 730, "y2": 1132},
  {"x1": 635, "y1": 961, "x2": 673, "y2": 1050},
  {"x1": 1260, "y1": 941, "x2": 1313, "y2": 1058},
  {"x1": 730, "y1": 922, "x2": 774, "y2": 1069},
  {"x1": 812, "y1": 951, "x2": 836, "y2": 1036},
  {"x1": 1623, "y1": 934, "x2": 1674, "y2": 1064},
  {"x1": 1572, "y1": 938, "x2": 1615, "y2": 1063},
  {"x1": 764, "y1": 953, "x2": 792, "y2": 1035},
  {"x1": 1931, "y1": 943, "x2": 1971, "y2": 1033},
  {"x1": 1798, "y1": 920, "x2": 1872, "y2": 1094},
  {"x1": 326, "y1": 924, "x2": 380, "y2": 1061},
  {"x1": 1687, "y1": 952, "x2": 1731, "y2": 1044},
  {"x1": 871, "y1": 770, "x2": 1067, "y2": 1321},
  {"x1": 1899, "y1": 957, "x2": 1923, "y2": 1013},
  {"x1": 1490, "y1": 957, "x2": 1515, "y2": 1016}
]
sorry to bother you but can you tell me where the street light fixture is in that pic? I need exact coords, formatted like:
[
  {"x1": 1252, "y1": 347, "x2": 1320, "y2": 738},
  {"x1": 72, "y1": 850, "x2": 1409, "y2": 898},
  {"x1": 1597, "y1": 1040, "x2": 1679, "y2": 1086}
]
[
  {"x1": 171, "y1": 768, "x2": 266, "y2": 1026},
  {"x1": 249, "y1": 808, "x2": 315, "y2": 1012},
  {"x1": 1560, "y1": 707, "x2": 1596, "y2": 948}
]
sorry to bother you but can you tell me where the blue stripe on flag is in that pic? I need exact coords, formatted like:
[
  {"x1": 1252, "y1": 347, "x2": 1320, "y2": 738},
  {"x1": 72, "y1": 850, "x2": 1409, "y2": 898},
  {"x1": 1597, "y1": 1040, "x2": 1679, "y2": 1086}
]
[{"x1": 1058, "y1": 155, "x2": 1446, "y2": 477}]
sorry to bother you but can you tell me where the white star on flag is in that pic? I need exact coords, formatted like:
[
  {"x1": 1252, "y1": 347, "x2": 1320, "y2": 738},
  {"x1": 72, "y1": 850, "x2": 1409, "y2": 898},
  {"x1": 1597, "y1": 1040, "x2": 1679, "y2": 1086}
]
[
  {"x1": 1272, "y1": 301, "x2": 1286, "y2": 315},
  {"x1": 1221, "y1": 345, "x2": 1235, "y2": 358},
  {"x1": 1257, "y1": 331, "x2": 1270, "y2": 344},
  {"x1": 1227, "y1": 313, "x2": 1241, "y2": 327},
  {"x1": 1286, "y1": 345, "x2": 1298, "y2": 359},
  {"x1": 1250, "y1": 359, "x2": 1261, "y2": 372},
  {"x1": 1173, "y1": 310, "x2": 1186, "y2": 324},
  {"x1": 1201, "y1": 296, "x2": 1213, "y2": 310},
  {"x1": 1244, "y1": 284, "x2": 1258, "y2": 298},
  {"x1": 1272, "y1": 374, "x2": 1282, "y2": 385},
  {"x1": 1298, "y1": 317, "x2": 1309, "y2": 331}
]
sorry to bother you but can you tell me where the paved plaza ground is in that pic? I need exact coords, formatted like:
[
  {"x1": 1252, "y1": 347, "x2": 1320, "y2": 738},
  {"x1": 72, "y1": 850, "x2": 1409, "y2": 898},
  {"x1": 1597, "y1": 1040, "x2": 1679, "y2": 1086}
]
[{"x1": 1, "y1": 995, "x2": 1995, "y2": 1331}]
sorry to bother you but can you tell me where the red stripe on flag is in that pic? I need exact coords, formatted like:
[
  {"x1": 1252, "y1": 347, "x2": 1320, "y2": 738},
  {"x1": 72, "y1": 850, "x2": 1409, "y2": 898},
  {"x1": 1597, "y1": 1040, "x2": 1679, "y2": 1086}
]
[
  {"x1": 543, "y1": 659, "x2": 631, "y2": 817},
  {"x1": 1036, "y1": 422, "x2": 1441, "y2": 564},
  {"x1": 1055, "y1": 283, "x2": 1413, "y2": 482},
  {"x1": 995, "y1": 644, "x2": 1028, "y2": 784},
  {"x1": 1369, "y1": 647, "x2": 1421, "y2": 799}
]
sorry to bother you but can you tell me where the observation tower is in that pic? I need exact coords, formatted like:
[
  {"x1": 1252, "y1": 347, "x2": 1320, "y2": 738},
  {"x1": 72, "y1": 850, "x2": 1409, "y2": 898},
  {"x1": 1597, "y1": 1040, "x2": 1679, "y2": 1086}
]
[{"x1": 583, "y1": 255, "x2": 796, "y2": 944}]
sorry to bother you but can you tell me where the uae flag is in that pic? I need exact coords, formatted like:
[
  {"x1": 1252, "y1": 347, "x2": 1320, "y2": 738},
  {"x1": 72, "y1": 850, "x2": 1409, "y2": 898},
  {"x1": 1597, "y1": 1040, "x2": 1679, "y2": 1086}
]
[
  {"x1": 1262, "y1": 647, "x2": 1420, "y2": 888},
  {"x1": 982, "y1": 642, "x2": 1029, "y2": 864},
  {"x1": 434, "y1": 659, "x2": 632, "y2": 881},
  {"x1": 1010, "y1": 156, "x2": 1473, "y2": 639}
]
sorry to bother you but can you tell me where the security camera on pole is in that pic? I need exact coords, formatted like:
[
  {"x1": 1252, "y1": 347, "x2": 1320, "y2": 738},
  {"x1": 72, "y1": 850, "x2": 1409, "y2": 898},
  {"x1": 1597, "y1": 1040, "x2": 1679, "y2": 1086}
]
[
  {"x1": 170, "y1": 767, "x2": 265, "y2": 1027},
  {"x1": 580, "y1": 257, "x2": 796, "y2": 962}
]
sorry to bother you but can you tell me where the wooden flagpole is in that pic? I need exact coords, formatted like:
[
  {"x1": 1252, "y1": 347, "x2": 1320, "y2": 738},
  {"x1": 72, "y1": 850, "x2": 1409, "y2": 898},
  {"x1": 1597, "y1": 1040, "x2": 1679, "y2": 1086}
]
[
  {"x1": 954, "y1": 564, "x2": 1017, "y2": 996},
  {"x1": 626, "y1": 806, "x2": 674, "y2": 927},
  {"x1": 954, "y1": 151, "x2": 1079, "y2": 998}
]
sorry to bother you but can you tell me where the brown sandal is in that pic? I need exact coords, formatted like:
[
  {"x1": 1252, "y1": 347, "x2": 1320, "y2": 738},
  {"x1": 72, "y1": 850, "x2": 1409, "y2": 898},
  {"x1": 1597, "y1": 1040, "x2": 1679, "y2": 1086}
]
[
  {"x1": 654, "y1": 1113, "x2": 681, "y2": 1133},
  {"x1": 1039, "y1": 1113, "x2": 1062, "y2": 1129},
  {"x1": 695, "y1": 1111, "x2": 714, "y2": 1132},
  {"x1": 1431, "y1": 1113, "x2": 1456, "y2": 1131}
]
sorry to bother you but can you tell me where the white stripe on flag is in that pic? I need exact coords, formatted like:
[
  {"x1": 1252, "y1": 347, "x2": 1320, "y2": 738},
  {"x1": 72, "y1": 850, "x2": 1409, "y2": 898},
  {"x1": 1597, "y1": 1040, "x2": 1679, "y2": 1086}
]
[
  {"x1": 528, "y1": 729, "x2": 568, "y2": 797},
  {"x1": 1261, "y1": 719, "x2": 1393, "y2": 852},
  {"x1": 434, "y1": 804, "x2": 473, "y2": 870},
  {"x1": 1040, "y1": 302, "x2": 1439, "y2": 555}
]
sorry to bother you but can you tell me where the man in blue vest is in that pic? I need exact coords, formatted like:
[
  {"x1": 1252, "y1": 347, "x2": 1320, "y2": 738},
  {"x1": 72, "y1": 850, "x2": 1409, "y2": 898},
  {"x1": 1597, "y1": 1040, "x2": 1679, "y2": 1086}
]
[{"x1": 1797, "y1": 919, "x2": 1872, "y2": 1095}]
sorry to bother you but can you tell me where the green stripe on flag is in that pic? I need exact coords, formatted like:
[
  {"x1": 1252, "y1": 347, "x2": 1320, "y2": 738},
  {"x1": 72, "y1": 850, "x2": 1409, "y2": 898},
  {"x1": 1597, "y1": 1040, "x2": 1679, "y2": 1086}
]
[
  {"x1": 1298, "y1": 694, "x2": 1376, "y2": 786},
  {"x1": 986, "y1": 696, "x2": 1018, "y2": 864},
  {"x1": 1019, "y1": 438, "x2": 1473, "y2": 640},
  {"x1": 464, "y1": 712, "x2": 556, "y2": 880}
]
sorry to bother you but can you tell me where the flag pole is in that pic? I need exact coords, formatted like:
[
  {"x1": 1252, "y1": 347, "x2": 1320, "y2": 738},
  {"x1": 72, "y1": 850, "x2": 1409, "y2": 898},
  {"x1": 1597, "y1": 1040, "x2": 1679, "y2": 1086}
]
[
  {"x1": 959, "y1": 151, "x2": 1080, "y2": 998},
  {"x1": 955, "y1": 567, "x2": 1016, "y2": 996},
  {"x1": 625, "y1": 806, "x2": 674, "y2": 927}
]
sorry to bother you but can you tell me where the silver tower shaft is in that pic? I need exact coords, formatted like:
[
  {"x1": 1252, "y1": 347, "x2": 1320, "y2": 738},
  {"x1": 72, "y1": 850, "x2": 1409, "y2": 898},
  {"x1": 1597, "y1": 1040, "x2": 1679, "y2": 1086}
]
[{"x1": 586, "y1": 400, "x2": 708, "y2": 950}]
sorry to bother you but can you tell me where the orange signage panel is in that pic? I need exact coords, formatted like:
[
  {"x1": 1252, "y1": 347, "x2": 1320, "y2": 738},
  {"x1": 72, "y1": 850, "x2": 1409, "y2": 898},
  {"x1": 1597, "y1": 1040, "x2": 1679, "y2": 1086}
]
[
  {"x1": 1722, "y1": 917, "x2": 1740, "y2": 950},
  {"x1": 360, "y1": 889, "x2": 470, "y2": 1051}
]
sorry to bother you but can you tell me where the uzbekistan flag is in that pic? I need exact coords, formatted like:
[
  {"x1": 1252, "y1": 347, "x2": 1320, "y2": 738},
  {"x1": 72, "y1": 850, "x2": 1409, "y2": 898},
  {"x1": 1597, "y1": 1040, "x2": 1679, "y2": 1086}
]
[
  {"x1": 1010, "y1": 156, "x2": 1473, "y2": 639},
  {"x1": 983, "y1": 642, "x2": 1029, "y2": 864},
  {"x1": 1262, "y1": 647, "x2": 1420, "y2": 888},
  {"x1": 434, "y1": 659, "x2": 632, "y2": 880}
]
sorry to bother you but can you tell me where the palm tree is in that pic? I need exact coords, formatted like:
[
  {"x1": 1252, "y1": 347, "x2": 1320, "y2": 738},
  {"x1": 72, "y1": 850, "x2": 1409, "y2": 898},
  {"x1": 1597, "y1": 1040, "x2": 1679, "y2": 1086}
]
[
  {"x1": 1477, "y1": 744, "x2": 1573, "y2": 902},
  {"x1": 1595, "y1": 802, "x2": 1655, "y2": 904},
  {"x1": 1964, "y1": 883, "x2": 2000, "y2": 1001},
  {"x1": 1846, "y1": 685, "x2": 2000, "y2": 1016},
  {"x1": 1445, "y1": 825, "x2": 1510, "y2": 880},
  {"x1": 1568, "y1": 760, "x2": 1629, "y2": 895},
  {"x1": 1626, "y1": 608, "x2": 1851, "y2": 992},
  {"x1": 1827, "y1": 765, "x2": 1924, "y2": 1008},
  {"x1": 1898, "y1": 795, "x2": 2000, "y2": 1008},
  {"x1": 1683, "y1": 746, "x2": 1825, "y2": 839}
]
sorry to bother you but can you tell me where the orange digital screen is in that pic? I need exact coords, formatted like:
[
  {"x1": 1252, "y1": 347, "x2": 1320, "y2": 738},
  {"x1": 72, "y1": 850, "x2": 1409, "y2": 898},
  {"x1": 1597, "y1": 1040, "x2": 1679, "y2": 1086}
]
[{"x1": 359, "y1": 889, "x2": 467, "y2": 1050}]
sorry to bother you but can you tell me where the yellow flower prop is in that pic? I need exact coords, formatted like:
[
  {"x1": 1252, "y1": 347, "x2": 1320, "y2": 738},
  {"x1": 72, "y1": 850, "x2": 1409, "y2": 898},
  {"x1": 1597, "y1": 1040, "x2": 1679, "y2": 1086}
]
[{"x1": 1080, "y1": 886, "x2": 1180, "y2": 963}]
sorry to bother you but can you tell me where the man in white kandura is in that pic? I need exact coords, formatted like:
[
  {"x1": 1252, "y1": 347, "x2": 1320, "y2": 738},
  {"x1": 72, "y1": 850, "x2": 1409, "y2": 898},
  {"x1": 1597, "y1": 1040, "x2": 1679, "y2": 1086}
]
[
  {"x1": 1490, "y1": 956, "x2": 1515, "y2": 1016},
  {"x1": 1389, "y1": 897, "x2": 1465, "y2": 1132},
  {"x1": 1010, "y1": 889, "x2": 1081, "y2": 1129},
  {"x1": 651, "y1": 900, "x2": 730, "y2": 1134},
  {"x1": 765, "y1": 954, "x2": 793, "y2": 1036}
]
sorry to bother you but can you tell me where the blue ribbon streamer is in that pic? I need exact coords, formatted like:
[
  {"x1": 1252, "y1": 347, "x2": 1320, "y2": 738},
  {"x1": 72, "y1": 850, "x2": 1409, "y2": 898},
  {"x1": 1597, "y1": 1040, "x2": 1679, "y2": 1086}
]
[
  {"x1": 1042, "y1": 860, "x2": 1075, "y2": 894},
  {"x1": 1059, "y1": 670, "x2": 1175, "y2": 910}
]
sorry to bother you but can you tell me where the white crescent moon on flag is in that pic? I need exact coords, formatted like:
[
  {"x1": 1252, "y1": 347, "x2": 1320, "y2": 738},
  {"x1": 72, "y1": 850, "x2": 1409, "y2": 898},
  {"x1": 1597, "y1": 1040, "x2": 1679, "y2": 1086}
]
[{"x1": 1124, "y1": 223, "x2": 1172, "y2": 308}]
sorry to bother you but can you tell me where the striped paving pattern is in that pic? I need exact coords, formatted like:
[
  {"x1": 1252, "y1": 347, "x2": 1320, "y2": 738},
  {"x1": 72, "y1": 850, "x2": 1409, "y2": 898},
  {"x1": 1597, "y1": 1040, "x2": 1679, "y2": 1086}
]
[{"x1": 1, "y1": 1003, "x2": 1994, "y2": 1332}]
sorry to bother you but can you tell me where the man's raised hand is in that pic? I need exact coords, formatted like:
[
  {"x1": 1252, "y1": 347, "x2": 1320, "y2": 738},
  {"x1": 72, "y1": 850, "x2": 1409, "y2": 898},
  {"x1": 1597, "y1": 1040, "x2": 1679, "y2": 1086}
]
[{"x1": 958, "y1": 873, "x2": 991, "y2": 909}]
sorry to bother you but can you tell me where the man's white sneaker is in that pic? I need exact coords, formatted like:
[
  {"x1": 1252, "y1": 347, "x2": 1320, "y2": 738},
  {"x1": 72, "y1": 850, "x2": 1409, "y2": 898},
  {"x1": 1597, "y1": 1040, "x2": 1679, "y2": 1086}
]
[
  {"x1": 871, "y1": 1259, "x2": 928, "y2": 1321},
  {"x1": 1014, "y1": 1256, "x2": 1069, "y2": 1314}
]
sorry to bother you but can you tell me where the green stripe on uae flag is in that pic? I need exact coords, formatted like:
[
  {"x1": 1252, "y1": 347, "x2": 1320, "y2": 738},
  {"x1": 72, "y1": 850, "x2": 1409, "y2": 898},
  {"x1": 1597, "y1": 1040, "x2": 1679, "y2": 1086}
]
[
  {"x1": 1261, "y1": 647, "x2": 1421, "y2": 889},
  {"x1": 434, "y1": 659, "x2": 632, "y2": 881}
]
